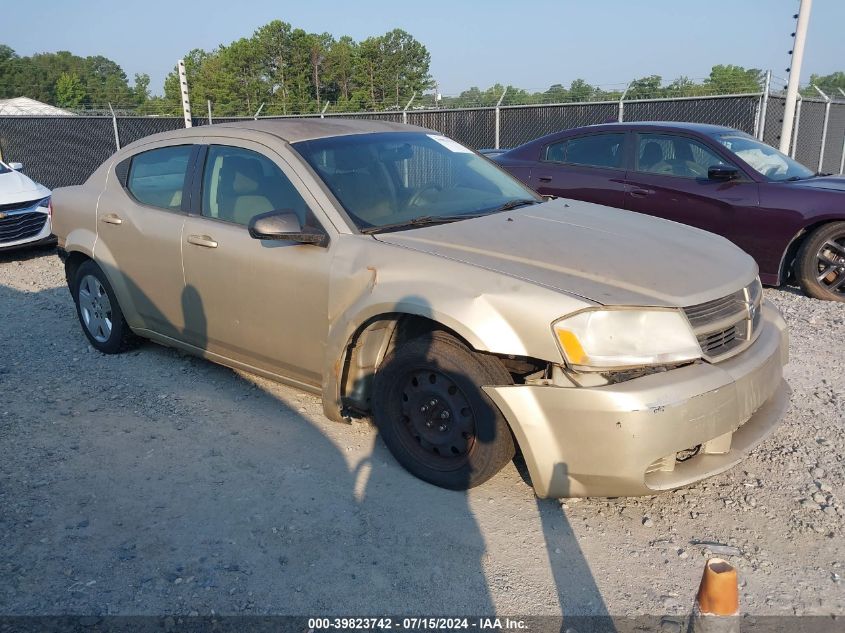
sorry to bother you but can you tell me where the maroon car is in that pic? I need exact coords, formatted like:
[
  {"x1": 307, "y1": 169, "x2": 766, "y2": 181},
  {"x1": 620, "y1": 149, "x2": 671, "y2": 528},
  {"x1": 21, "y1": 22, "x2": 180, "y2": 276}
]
[{"x1": 491, "y1": 122, "x2": 845, "y2": 302}]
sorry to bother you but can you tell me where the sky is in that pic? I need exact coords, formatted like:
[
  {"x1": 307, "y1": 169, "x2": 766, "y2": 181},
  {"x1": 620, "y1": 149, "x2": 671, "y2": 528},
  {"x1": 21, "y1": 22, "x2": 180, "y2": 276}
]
[{"x1": 4, "y1": 0, "x2": 844, "y2": 97}]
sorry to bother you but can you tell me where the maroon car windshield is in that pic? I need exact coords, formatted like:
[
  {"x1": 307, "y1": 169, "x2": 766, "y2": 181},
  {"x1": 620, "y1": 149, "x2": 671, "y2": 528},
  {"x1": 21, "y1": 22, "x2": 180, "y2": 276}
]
[{"x1": 714, "y1": 133, "x2": 816, "y2": 181}]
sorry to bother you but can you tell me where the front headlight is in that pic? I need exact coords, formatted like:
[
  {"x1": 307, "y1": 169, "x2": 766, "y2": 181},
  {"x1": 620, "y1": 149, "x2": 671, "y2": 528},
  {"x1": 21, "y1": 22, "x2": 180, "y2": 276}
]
[{"x1": 553, "y1": 308, "x2": 701, "y2": 371}]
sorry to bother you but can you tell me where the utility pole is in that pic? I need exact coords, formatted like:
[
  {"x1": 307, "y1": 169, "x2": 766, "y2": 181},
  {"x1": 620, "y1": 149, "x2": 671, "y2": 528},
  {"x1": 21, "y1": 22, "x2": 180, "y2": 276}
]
[
  {"x1": 178, "y1": 59, "x2": 192, "y2": 129},
  {"x1": 780, "y1": 0, "x2": 812, "y2": 153}
]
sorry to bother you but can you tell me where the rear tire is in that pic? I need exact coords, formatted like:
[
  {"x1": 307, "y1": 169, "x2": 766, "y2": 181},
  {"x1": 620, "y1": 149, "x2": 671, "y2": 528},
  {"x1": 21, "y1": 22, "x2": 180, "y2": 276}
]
[
  {"x1": 796, "y1": 222, "x2": 845, "y2": 302},
  {"x1": 372, "y1": 331, "x2": 515, "y2": 490},
  {"x1": 72, "y1": 260, "x2": 140, "y2": 353}
]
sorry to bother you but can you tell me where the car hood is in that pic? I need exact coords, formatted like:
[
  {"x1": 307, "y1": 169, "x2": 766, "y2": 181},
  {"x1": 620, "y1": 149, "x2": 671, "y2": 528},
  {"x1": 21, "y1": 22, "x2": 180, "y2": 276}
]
[
  {"x1": 788, "y1": 175, "x2": 845, "y2": 192},
  {"x1": 373, "y1": 199, "x2": 757, "y2": 307},
  {"x1": 0, "y1": 169, "x2": 50, "y2": 203}
]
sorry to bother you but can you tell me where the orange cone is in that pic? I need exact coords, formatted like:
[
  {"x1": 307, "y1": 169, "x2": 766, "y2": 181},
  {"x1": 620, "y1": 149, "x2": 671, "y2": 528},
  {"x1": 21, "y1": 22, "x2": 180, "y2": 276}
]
[{"x1": 691, "y1": 558, "x2": 739, "y2": 632}]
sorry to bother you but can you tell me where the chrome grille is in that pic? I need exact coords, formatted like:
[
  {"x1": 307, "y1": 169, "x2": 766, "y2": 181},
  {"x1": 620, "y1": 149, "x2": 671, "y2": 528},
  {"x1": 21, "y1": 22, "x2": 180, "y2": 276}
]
[
  {"x1": 0, "y1": 198, "x2": 42, "y2": 213},
  {"x1": 0, "y1": 211, "x2": 48, "y2": 244},
  {"x1": 683, "y1": 279, "x2": 763, "y2": 361}
]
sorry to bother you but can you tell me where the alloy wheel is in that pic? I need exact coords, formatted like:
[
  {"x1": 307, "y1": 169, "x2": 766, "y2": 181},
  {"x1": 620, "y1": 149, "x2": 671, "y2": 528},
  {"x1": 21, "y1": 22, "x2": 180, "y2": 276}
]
[{"x1": 815, "y1": 236, "x2": 845, "y2": 295}]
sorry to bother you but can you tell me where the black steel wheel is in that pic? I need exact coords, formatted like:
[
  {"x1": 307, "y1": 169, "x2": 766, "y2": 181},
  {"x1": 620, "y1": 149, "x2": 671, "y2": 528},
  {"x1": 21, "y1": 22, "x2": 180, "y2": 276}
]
[
  {"x1": 372, "y1": 330, "x2": 515, "y2": 490},
  {"x1": 796, "y1": 222, "x2": 845, "y2": 302},
  {"x1": 397, "y1": 367, "x2": 477, "y2": 468}
]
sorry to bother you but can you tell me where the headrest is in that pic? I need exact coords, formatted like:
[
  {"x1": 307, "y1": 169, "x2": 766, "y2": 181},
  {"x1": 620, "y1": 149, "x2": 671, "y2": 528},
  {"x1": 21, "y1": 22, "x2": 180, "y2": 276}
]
[
  {"x1": 220, "y1": 156, "x2": 264, "y2": 194},
  {"x1": 641, "y1": 142, "x2": 663, "y2": 166}
]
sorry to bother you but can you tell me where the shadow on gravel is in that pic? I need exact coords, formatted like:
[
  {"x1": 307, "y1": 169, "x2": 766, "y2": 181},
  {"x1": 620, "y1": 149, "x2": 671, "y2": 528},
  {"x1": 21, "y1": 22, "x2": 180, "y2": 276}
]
[
  {"x1": 0, "y1": 266, "x2": 610, "y2": 626},
  {"x1": 0, "y1": 243, "x2": 56, "y2": 265}
]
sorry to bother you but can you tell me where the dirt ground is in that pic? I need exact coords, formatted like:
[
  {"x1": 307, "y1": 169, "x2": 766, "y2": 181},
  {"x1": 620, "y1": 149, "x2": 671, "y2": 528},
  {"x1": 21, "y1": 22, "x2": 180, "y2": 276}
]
[{"x1": 1, "y1": 247, "x2": 843, "y2": 618}]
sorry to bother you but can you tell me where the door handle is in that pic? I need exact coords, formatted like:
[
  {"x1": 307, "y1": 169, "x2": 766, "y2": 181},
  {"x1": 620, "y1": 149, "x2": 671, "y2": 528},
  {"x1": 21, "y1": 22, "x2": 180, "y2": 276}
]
[
  {"x1": 187, "y1": 234, "x2": 218, "y2": 249},
  {"x1": 100, "y1": 213, "x2": 122, "y2": 225},
  {"x1": 537, "y1": 176, "x2": 552, "y2": 183},
  {"x1": 630, "y1": 188, "x2": 655, "y2": 197}
]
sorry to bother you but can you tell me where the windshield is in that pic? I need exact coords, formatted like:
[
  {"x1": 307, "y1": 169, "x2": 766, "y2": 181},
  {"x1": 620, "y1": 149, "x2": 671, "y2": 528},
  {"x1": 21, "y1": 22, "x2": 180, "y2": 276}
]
[
  {"x1": 293, "y1": 132, "x2": 540, "y2": 231},
  {"x1": 0, "y1": 162, "x2": 10, "y2": 175},
  {"x1": 714, "y1": 133, "x2": 815, "y2": 181}
]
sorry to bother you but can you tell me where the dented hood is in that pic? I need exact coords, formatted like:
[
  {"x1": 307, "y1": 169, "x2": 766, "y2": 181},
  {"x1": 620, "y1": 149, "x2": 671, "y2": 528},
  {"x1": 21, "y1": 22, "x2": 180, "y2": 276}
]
[{"x1": 374, "y1": 199, "x2": 757, "y2": 307}]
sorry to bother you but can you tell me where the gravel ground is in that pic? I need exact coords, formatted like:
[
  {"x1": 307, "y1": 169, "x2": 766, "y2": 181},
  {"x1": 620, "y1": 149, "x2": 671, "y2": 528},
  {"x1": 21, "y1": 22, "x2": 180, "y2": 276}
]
[{"x1": 0, "y1": 247, "x2": 843, "y2": 618}]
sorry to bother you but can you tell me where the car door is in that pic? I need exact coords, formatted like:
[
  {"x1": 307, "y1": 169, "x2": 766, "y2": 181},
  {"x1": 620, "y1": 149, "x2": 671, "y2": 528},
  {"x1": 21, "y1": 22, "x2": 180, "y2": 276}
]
[
  {"x1": 528, "y1": 132, "x2": 629, "y2": 208},
  {"x1": 94, "y1": 142, "x2": 197, "y2": 339},
  {"x1": 623, "y1": 132, "x2": 762, "y2": 257},
  {"x1": 181, "y1": 140, "x2": 332, "y2": 387}
]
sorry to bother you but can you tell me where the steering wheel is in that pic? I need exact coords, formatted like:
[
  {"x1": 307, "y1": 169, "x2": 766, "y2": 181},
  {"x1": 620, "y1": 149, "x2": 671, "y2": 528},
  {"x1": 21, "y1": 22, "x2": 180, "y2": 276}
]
[
  {"x1": 765, "y1": 166, "x2": 782, "y2": 178},
  {"x1": 407, "y1": 185, "x2": 442, "y2": 208}
]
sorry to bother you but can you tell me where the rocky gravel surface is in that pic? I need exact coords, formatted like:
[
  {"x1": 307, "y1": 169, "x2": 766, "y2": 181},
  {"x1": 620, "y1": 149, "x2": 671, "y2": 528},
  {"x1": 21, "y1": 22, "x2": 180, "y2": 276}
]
[{"x1": 0, "y1": 248, "x2": 843, "y2": 617}]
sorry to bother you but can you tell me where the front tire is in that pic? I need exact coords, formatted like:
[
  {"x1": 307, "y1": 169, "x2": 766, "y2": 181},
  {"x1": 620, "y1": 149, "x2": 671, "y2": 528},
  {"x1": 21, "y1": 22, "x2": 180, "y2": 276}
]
[
  {"x1": 72, "y1": 260, "x2": 139, "y2": 353},
  {"x1": 796, "y1": 222, "x2": 845, "y2": 302},
  {"x1": 372, "y1": 331, "x2": 515, "y2": 490}
]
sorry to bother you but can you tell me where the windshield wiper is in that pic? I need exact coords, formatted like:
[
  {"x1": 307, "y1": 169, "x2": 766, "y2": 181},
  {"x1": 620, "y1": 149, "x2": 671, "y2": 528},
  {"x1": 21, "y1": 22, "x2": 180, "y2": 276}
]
[
  {"x1": 359, "y1": 214, "x2": 483, "y2": 234},
  {"x1": 359, "y1": 199, "x2": 540, "y2": 235},
  {"x1": 486, "y1": 198, "x2": 541, "y2": 213}
]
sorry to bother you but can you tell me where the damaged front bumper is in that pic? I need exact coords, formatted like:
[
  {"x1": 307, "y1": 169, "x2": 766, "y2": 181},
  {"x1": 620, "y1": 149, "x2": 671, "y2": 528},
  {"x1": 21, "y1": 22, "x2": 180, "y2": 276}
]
[{"x1": 483, "y1": 301, "x2": 790, "y2": 498}]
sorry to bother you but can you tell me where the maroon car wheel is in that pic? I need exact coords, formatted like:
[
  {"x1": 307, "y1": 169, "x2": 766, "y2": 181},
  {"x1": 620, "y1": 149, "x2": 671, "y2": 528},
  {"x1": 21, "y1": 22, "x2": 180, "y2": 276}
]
[{"x1": 796, "y1": 222, "x2": 845, "y2": 302}]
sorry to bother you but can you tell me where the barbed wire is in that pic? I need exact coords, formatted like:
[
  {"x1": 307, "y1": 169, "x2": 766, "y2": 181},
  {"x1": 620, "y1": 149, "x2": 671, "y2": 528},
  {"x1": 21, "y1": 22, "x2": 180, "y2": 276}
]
[{"x1": 2, "y1": 76, "x2": 841, "y2": 118}]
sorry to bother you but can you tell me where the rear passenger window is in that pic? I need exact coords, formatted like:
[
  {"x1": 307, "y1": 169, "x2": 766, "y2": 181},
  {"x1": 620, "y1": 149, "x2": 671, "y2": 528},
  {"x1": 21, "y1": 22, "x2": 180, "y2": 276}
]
[
  {"x1": 543, "y1": 134, "x2": 625, "y2": 169},
  {"x1": 127, "y1": 146, "x2": 193, "y2": 210}
]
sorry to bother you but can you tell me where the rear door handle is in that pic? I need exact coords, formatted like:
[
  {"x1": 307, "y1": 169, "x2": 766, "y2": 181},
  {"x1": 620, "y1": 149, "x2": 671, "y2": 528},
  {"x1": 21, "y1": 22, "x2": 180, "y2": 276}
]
[
  {"x1": 187, "y1": 234, "x2": 218, "y2": 248},
  {"x1": 630, "y1": 188, "x2": 655, "y2": 197},
  {"x1": 537, "y1": 176, "x2": 552, "y2": 183},
  {"x1": 100, "y1": 213, "x2": 122, "y2": 225}
]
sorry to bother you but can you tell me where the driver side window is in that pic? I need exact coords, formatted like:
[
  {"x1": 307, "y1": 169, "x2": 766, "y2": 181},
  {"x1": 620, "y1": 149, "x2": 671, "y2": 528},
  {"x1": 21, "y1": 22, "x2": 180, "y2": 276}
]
[
  {"x1": 636, "y1": 133, "x2": 729, "y2": 179},
  {"x1": 201, "y1": 145, "x2": 310, "y2": 226}
]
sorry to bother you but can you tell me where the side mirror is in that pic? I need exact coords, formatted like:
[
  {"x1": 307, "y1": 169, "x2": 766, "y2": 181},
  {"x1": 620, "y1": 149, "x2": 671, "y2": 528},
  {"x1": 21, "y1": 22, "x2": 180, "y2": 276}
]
[
  {"x1": 8, "y1": 162, "x2": 23, "y2": 171},
  {"x1": 248, "y1": 210, "x2": 327, "y2": 246},
  {"x1": 708, "y1": 165, "x2": 739, "y2": 181}
]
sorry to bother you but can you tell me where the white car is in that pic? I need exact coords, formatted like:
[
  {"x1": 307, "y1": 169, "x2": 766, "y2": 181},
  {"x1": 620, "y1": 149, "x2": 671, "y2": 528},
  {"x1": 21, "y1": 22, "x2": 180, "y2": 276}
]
[{"x1": 0, "y1": 160, "x2": 53, "y2": 251}]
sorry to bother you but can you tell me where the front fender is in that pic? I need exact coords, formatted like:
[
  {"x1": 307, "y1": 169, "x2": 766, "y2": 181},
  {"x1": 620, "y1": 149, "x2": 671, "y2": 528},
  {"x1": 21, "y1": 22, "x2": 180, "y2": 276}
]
[{"x1": 320, "y1": 237, "x2": 591, "y2": 421}]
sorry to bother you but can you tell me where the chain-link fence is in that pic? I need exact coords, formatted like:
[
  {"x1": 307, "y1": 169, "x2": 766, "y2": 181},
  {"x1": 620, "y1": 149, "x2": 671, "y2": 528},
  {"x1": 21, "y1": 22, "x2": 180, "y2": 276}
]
[{"x1": 1, "y1": 91, "x2": 843, "y2": 190}]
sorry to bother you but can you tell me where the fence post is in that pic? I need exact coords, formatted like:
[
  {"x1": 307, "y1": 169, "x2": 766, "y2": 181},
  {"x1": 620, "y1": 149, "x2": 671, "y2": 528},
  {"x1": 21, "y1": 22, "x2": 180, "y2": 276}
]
[
  {"x1": 756, "y1": 70, "x2": 771, "y2": 140},
  {"x1": 790, "y1": 95, "x2": 802, "y2": 159},
  {"x1": 108, "y1": 103, "x2": 121, "y2": 150},
  {"x1": 320, "y1": 101, "x2": 330, "y2": 119},
  {"x1": 178, "y1": 59, "x2": 192, "y2": 128},
  {"x1": 494, "y1": 87, "x2": 507, "y2": 149},
  {"x1": 840, "y1": 132, "x2": 845, "y2": 175},
  {"x1": 618, "y1": 83, "x2": 631, "y2": 123},
  {"x1": 839, "y1": 89, "x2": 845, "y2": 174},
  {"x1": 402, "y1": 92, "x2": 417, "y2": 124},
  {"x1": 207, "y1": 100, "x2": 213, "y2": 125},
  {"x1": 813, "y1": 85, "x2": 831, "y2": 172}
]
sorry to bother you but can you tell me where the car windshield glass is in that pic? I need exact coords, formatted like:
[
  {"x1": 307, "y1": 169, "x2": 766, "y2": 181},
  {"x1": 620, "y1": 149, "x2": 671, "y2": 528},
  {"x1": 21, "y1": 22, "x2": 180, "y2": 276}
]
[
  {"x1": 714, "y1": 133, "x2": 815, "y2": 181},
  {"x1": 293, "y1": 132, "x2": 540, "y2": 231},
  {"x1": 0, "y1": 162, "x2": 10, "y2": 174}
]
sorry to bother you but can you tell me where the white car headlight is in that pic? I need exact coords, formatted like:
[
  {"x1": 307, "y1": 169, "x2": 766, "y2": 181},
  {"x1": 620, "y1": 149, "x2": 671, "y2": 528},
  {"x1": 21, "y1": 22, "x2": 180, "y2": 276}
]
[{"x1": 553, "y1": 308, "x2": 701, "y2": 371}]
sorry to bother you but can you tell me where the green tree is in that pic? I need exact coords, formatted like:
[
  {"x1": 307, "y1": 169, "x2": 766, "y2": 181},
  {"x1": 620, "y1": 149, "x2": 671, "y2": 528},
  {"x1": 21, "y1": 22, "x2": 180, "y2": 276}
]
[
  {"x1": 568, "y1": 78, "x2": 595, "y2": 101},
  {"x1": 806, "y1": 71, "x2": 845, "y2": 97},
  {"x1": 324, "y1": 36, "x2": 359, "y2": 108},
  {"x1": 705, "y1": 65, "x2": 763, "y2": 94},
  {"x1": 55, "y1": 72, "x2": 85, "y2": 107},
  {"x1": 627, "y1": 75, "x2": 664, "y2": 100}
]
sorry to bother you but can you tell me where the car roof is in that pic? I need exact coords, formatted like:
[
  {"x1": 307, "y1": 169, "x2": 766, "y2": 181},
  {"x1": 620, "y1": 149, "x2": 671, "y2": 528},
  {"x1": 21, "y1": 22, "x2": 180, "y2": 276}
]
[
  {"x1": 599, "y1": 121, "x2": 738, "y2": 134},
  {"x1": 498, "y1": 121, "x2": 741, "y2": 157},
  {"x1": 121, "y1": 118, "x2": 433, "y2": 152}
]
